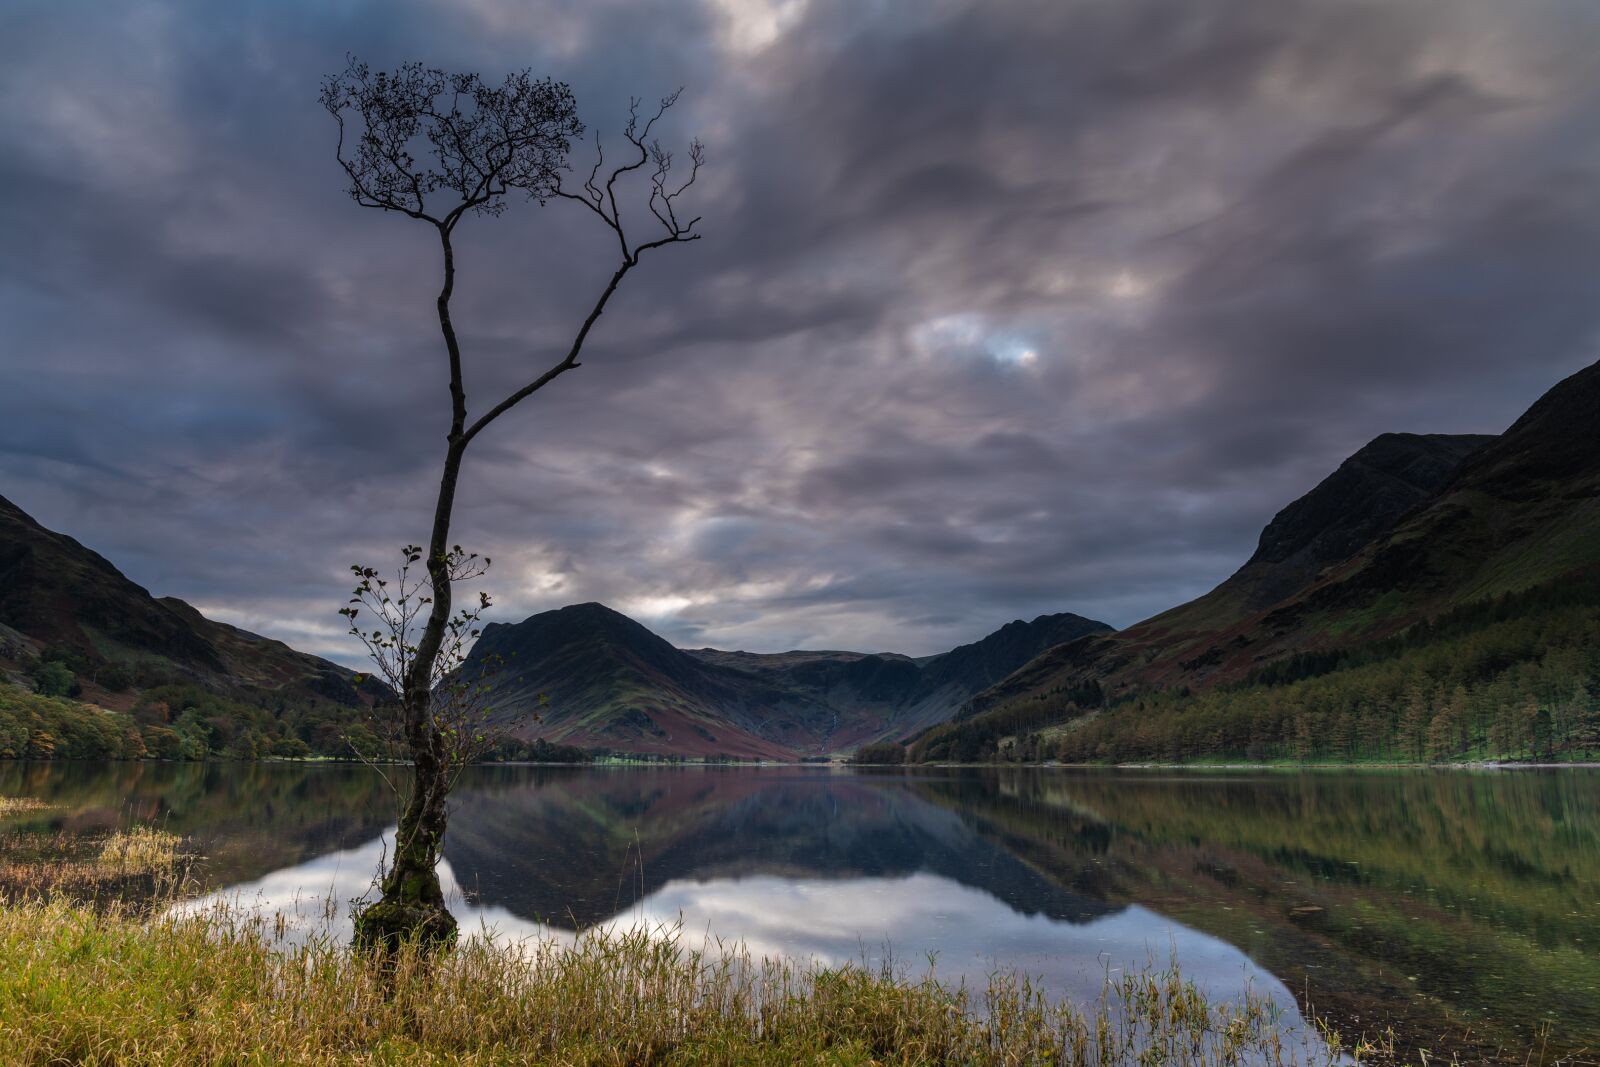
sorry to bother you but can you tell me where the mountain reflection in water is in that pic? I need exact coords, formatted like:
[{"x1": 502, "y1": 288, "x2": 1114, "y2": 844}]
[
  {"x1": 8, "y1": 761, "x2": 1596, "y2": 1063},
  {"x1": 184, "y1": 830, "x2": 1308, "y2": 1041}
]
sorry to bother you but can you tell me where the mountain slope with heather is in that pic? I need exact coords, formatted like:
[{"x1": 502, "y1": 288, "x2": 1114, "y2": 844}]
[
  {"x1": 916, "y1": 359, "x2": 1600, "y2": 762},
  {"x1": 0, "y1": 495, "x2": 372, "y2": 703},
  {"x1": 952, "y1": 431, "x2": 1498, "y2": 719},
  {"x1": 468, "y1": 603, "x2": 797, "y2": 759},
  {"x1": 466, "y1": 605, "x2": 1109, "y2": 758},
  {"x1": 0, "y1": 495, "x2": 381, "y2": 759}
]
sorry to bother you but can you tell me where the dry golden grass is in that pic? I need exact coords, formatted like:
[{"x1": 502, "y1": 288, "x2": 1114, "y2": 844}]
[
  {"x1": 94, "y1": 825, "x2": 183, "y2": 877},
  {"x1": 0, "y1": 796, "x2": 52, "y2": 816},
  {"x1": 0, "y1": 825, "x2": 191, "y2": 901},
  {"x1": 0, "y1": 895, "x2": 1356, "y2": 1066}
]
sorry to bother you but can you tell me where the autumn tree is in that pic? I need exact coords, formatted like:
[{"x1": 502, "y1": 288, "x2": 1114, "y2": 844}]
[{"x1": 320, "y1": 58, "x2": 703, "y2": 948}]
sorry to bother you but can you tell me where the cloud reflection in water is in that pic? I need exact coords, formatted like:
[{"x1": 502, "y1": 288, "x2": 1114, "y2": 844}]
[{"x1": 178, "y1": 829, "x2": 1315, "y2": 1045}]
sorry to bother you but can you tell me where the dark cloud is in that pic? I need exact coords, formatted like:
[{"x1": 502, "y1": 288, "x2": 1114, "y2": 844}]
[{"x1": 2, "y1": 0, "x2": 1598, "y2": 662}]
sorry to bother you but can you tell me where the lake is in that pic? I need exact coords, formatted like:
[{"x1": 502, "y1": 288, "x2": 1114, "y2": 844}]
[{"x1": 2, "y1": 762, "x2": 1595, "y2": 1062}]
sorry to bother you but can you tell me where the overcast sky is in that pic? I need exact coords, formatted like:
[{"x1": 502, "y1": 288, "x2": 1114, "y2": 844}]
[{"x1": 3, "y1": 0, "x2": 1598, "y2": 664}]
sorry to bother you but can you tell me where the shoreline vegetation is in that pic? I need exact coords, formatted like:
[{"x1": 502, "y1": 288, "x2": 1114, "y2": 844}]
[
  {"x1": 0, "y1": 821, "x2": 192, "y2": 900},
  {"x1": 2, "y1": 668, "x2": 1594, "y2": 770},
  {"x1": 4, "y1": 776, "x2": 1590, "y2": 1063},
  {"x1": 0, "y1": 818, "x2": 1362, "y2": 1066},
  {"x1": 0, "y1": 893, "x2": 1359, "y2": 1067}
]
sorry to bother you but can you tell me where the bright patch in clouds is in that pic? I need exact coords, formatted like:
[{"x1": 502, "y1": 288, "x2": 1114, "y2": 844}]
[
  {"x1": 711, "y1": 0, "x2": 809, "y2": 53},
  {"x1": 624, "y1": 593, "x2": 697, "y2": 619},
  {"x1": 911, "y1": 313, "x2": 1041, "y2": 367},
  {"x1": 1105, "y1": 269, "x2": 1153, "y2": 300},
  {"x1": 993, "y1": 340, "x2": 1039, "y2": 367}
]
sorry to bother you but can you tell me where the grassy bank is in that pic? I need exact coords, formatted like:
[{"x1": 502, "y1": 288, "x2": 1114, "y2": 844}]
[{"x1": 0, "y1": 896, "x2": 1359, "y2": 1066}]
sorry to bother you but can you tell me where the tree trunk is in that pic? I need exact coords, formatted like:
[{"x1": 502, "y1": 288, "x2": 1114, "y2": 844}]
[
  {"x1": 352, "y1": 720, "x2": 458, "y2": 950},
  {"x1": 351, "y1": 545, "x2": 463, "y2": 951},
  {"x1": 353, "y1": 228, "x2": 471, "y2": 952},
  {"x1": 354, "y1": 434, "x2": 467, "y2": 951}
]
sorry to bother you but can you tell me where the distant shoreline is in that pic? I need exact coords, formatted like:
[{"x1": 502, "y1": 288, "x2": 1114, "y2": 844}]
[
  {"x1": 847, "y1": 758, "x2": 1600, "y2": 771},
  {"x1": 6, "y1": 755, "x2": 1599, "y2": 771}
]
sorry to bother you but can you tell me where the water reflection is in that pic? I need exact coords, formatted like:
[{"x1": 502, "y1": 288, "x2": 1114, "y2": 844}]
[
  {"x1": 440, "y1": 766, "x2": 1113, "y2": 928},
  {"x1": 180, "y1": 828, "x2": 1311, "y2": 1045},
  {"x1": 6, "y1": 761, "x2": 1597, "y2": 1062}
]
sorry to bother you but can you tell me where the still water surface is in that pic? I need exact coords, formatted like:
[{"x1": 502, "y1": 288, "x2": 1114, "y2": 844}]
[{"x1": 2, "y1": 762, "x2": 1595, "y2": 1061}]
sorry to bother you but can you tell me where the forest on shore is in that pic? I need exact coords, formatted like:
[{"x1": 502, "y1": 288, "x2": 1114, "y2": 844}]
[{"x1": 872, "y1": 574, "x2": 1600, "y2": 766}]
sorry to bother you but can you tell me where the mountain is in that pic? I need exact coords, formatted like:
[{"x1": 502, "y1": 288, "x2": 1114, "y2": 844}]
[
  {"x1": 687, "y1": 611, "x2": 1108, "y2": 742},
  {"x1": 1210, "y1": 432, "x2": 1495, "y2": 617},
  {"x1": 469, "y1": 603, "x2": 796, "y2": 759},
  {"x1": 916, "y1": 611, "x2": 1112, "y2": 699},
  {"x1": 1, "y1": 495, "x2": 224, "y2": 671},
  {"x1": 0, "y1": 488, "x2": 1111, "y2": 761},
  {"x1": 1156, "y1": 361, "x2": 1597, "y2": 684},
  {"x1": 15, "y1": 359, "x2": 1590, "y2": 765},
  {"x1": 971, "y1": 432, "x2": 1496, "y2": 708},
  {"x1": 920, "y1": 358, "x2": 1600, "y2": 761},
  {"x1": 0, "y1": 493, "x2": 371, "y2": 707},
  {"x1": 466, "y1": 604, "x2": 1109, "y2": 758}
]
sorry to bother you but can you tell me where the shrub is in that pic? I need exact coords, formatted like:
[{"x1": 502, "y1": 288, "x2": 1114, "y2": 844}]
[
  {"x1": 29, "y1": 661, "x2": 74, "y2": 699},
  {"x1": 851, "y1": 741, "x2": 906, "y2": 764}
]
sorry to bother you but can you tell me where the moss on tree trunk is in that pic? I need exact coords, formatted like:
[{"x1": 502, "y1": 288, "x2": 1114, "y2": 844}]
[{"x1": 353, "y1": 727, "x2": 458, "y2": 952}]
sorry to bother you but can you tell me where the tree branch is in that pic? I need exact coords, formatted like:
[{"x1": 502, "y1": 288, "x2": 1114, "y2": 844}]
[
  {"x1": 460, "y1": 262, "x2": 631, "y2": 446},
  {"x1": 462, "y1": 93, "x2": 703, "y2": 447}
]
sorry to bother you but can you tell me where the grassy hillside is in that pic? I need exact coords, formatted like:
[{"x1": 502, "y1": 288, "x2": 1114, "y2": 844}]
[
  {"x1": 918, "y1": 359, "x2": 1600, "y2": 764},
  {"x1": 0, "y1": 495, "x2": 384, "y2": 732},
  {"x1": 916, "y1": 573, "x2": 1600, "y2": 764}
]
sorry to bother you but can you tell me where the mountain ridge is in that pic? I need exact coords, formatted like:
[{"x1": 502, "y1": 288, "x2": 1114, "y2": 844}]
[
  {"x1": 0, "y1": 493, "x2": 375, "y2": 710},
  {"x1": 466, "y1": 603, "x2": 1110, "y2": 758},
  {"x1": 918, "y1": 357, "x2": 1600, "y2": 761}
]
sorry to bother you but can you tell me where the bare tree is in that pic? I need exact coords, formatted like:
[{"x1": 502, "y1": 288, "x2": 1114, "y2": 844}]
[{"x1": 321, "y1": 58, "x2": 703, "y2": 949}]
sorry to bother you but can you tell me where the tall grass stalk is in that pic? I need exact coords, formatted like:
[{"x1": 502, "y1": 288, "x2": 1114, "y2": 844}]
[{"x1": 0, "y1": 895, "x2": 1352, "y2": 1066}]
